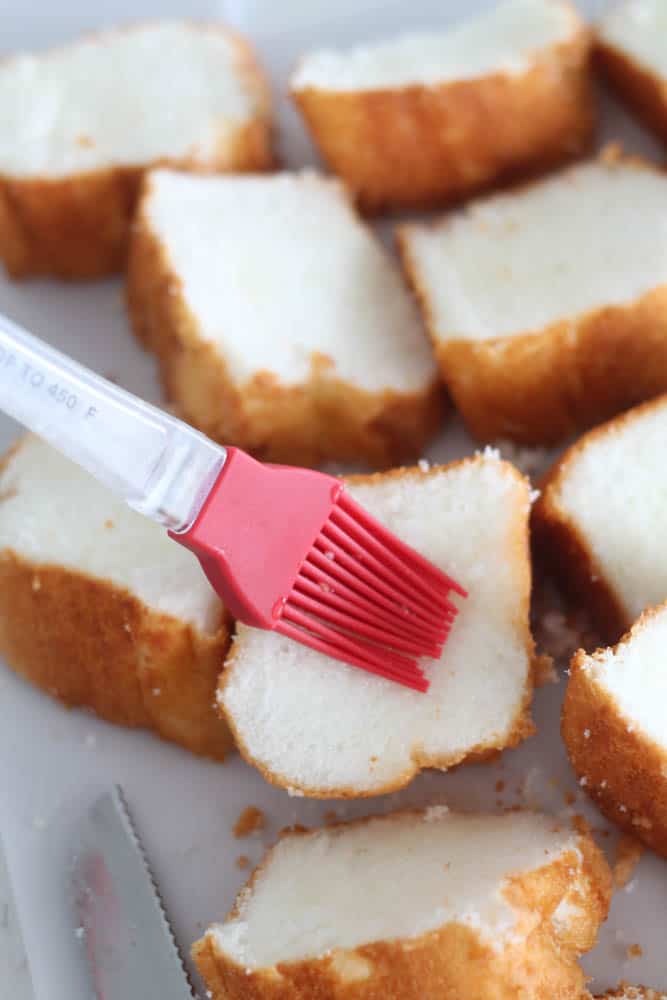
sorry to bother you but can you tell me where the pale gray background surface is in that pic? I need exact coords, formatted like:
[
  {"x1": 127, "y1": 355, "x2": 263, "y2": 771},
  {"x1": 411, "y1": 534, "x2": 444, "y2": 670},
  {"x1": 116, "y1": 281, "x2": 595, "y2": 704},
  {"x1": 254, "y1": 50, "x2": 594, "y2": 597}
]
[{"x1": 0, "y1": 2, "x2": 665, "y2": 997}]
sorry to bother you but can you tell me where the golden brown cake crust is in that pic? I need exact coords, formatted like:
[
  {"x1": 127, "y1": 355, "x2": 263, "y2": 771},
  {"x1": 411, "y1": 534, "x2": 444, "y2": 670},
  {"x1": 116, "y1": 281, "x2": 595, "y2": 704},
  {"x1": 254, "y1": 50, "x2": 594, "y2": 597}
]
[
  {"x1": 0, "y1": 24, "x2": 273, "y2": 280},
  {"x1": 126, "y1": 178, "x2": 444, "y2": 470},
  {"x1": 0, "y1": 548, "x2": 233, "y2": 760},
  {"x1": 562, "y1": 604, "x2": 667, "y2": 857},
  {"x1": 532, "y1": 395, "x2": 667, "y2": 643},
  {"x1": 193, "y1": 812, "x2": 611, "y2": 1000},
  {"x1": 219, "y1": 460, "x2": 537, "y2": 799},
  {"x1": 398, "y1": 191, "x2": 667, "y2": 447},
  {"x1": 291, "y1": 21, "x2": 594, "y2": 214},
  {"x1": 596, "y1": 39, "x2": 667, "y2": 145}
]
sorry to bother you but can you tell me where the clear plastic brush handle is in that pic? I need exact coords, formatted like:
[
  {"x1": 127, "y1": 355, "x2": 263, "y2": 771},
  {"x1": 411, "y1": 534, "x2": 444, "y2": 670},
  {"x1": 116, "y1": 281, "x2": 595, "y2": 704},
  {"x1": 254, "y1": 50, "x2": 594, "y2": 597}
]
[{"x1": 0, "y1": 313, "x2": 226, "y2": 531}]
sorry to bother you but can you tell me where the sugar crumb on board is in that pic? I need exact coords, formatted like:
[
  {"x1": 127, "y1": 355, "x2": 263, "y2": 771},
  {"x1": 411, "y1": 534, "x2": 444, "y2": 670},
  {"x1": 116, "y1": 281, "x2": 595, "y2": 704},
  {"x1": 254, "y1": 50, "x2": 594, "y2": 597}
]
[
  {"x1": 534, "y1": 652, "x2": 558, "y2": 686},
  {"x1": 614, "y1": 987, "x2": 665, "y2": 1000},
  {"x1": 233, "y1": 806, "x2": 266, "y2": 838},
  {"x1": 613, "y1": 834, "x2": 645, "y2": 888}
]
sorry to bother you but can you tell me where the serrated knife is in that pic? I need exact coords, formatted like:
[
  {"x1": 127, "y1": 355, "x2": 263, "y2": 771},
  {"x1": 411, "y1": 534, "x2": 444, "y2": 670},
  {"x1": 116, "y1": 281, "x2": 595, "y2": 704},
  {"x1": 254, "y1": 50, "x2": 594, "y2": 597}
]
[{"x1": 71, "y1": 786, "x2": 194, "y2": 1000}]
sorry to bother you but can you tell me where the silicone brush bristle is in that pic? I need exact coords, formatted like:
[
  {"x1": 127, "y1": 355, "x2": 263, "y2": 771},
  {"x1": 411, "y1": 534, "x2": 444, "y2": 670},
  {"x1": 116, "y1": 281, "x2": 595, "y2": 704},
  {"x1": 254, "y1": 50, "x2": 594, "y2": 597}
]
[{"x1": 274, "y1": 490, "x2": 467, "y2": 692}]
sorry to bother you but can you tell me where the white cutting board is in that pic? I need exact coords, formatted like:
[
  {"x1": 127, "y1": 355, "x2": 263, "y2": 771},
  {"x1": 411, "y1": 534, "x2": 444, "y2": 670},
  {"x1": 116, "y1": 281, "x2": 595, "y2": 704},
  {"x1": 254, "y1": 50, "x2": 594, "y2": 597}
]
[{"x1": 1, "y1": 1, "x2": 666, "y2": 996}]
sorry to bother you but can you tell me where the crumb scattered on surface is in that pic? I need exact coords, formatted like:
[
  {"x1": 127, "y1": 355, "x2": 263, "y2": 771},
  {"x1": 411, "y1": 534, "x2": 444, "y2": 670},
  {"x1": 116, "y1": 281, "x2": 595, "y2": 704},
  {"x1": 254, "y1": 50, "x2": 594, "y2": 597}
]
[
  {"x1": 614, "y1": 987, "x2": 665, "y2": 1000},
  {"x1": 625, "y1": 943, "x2": 643, "y2": 959},
  {"x1": 613, "y1": 834, "x2": 644, "y2": 888},
  {"x1": 534, "y1": 653, "x2": 558, "y2": 686},
  {"x1": 233, "y1": 806, "x2": 266, "y2": 838},
  {"x1": 236, "y1": 855, "x2": 250, "y2": 870},
  {"x1": 423, "y1": 804, "x2": 450, "y2": 822},
  {"x1": 572, "y1": 814, "x2": 588, "y2": 836},
  {"x1": 104, "y1": 519, "x2": 114, "y2": 529}
]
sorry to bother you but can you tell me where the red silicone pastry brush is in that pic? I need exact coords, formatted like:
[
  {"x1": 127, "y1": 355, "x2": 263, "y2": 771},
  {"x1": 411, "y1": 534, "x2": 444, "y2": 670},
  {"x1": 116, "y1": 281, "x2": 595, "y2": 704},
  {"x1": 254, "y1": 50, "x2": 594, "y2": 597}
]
[{"x1": 0, "y1": 313, "x2": 466, "y2": 692}]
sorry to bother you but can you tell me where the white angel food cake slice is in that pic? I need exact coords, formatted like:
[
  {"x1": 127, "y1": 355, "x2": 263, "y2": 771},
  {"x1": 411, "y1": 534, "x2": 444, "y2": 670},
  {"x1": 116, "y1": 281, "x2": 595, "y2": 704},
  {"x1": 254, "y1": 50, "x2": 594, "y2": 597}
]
[
  {"x1": 219, "y1": 454, "x2": 537, "y2": 798},
  {"x1": 563, "y1": 601, "x2": 667, "y2": 858},
  {"x1": 597, "y1": 0, "x2": 667, "y2": 144},
  {"x1": 398, "y1": 152, "x2": 667, "y2": 445},
  {"x1": 0, "y1": 21, "x2": 272, "y2": 279},
  {"x1": 0, "y1": 435, "x2": 231, "y2": 760},
  {"x1": 193, "y1": 808, "x2": 611, "y2": 1000},
  {"x1": 127, "y1": 169, "x2": 441, "y2": 468},
  {"x1": 533, "y1": 396, "x2": 667, "y2": 640},
  {"x1": 290, "y1": 0, "x2": 593, "y2": 213}
]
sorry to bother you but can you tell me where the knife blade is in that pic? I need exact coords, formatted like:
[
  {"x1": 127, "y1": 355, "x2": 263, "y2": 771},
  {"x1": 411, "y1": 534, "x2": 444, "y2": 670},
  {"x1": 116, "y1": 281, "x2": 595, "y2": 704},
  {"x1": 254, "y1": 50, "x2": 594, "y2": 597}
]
[
  {"x1": 0, "y1": 831, "x2": 35, "y2": 1000},
  {"x1": 71, "y1": 786, "x2": 193, "y2": 1000}
]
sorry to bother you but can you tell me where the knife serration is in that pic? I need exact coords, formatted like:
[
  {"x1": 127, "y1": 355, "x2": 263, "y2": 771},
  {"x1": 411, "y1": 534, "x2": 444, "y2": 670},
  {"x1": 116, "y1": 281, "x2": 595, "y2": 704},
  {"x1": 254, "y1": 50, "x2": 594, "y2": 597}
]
[{"x1": 71, "y1": 786, "x2": 194, "y2": 1000}]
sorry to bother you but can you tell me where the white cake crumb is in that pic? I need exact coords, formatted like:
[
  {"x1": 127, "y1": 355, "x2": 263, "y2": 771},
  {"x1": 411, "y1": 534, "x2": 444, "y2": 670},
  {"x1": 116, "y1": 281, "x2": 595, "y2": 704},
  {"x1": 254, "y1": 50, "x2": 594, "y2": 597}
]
[
  {"x1": 152, "y1": 687, "x2": 161, "y2": 696},
  {"x1": 619, "y1": 804, "x2": 628, "y2": 813},
  {"x1": 423, "y1": 804, "x2": 450, "y2": 821},
  {"x1": 579, "y1": 776, "x2": 588, "y2": 787},
  {"x1": 74, "y1": 926, "x2": 86, "y2": 940},
  {"x1": 583, "y1": 729, "x2": 590, "y2": 739},
  {"x1": 418, "y1": 458, "x2": 430, "y2": 472}
]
